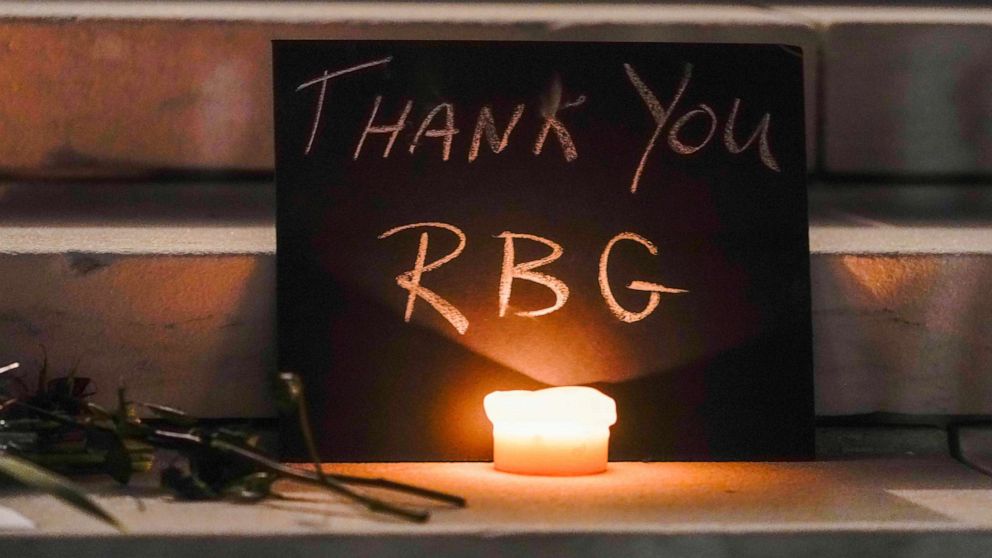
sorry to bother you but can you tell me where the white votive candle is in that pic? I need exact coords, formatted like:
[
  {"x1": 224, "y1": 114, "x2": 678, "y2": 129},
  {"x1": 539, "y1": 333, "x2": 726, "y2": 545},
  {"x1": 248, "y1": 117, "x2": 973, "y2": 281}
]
[{"x1": 483, "y1": 386, "x2": 617, "y2": 476}]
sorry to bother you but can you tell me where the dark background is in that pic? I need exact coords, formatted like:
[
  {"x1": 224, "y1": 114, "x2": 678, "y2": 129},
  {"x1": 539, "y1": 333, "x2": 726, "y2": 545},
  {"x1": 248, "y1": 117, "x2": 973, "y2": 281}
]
[{"x1": 274, "y1": 41, "x2": 812, "y2": 461}]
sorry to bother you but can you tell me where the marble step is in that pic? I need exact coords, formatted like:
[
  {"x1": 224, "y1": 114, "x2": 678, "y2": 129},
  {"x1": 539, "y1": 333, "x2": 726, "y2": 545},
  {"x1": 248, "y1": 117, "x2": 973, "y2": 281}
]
[
  {"x1": 0, "y1": 181, "x2": 988, "y2": 418},
  {"x1": 770, "y1": 3, "x2": 992, "y2": 175},
  {"x1": 0, "y1": 2, "x2": 989, "y2": 176},
  {"x1": 3, "y1": 457, "x2": 992, "y2": 557}
]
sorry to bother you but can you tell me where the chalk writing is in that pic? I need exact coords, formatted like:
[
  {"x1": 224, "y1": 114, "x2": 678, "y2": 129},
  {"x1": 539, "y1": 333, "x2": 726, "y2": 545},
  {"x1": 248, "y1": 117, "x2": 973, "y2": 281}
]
[
  {"x1": 533, "y1": 93, "x2": 585, "y2": 162},
  {"x1": 354, "y1": 96, "x2": 413, "y2": 159},
  {"x1": 377, "y1": 225, "x2": 688, "y2": 333},
  {"x1": 598, "y1": 232, "x2": 688, "y2": 323},
  {"x1": 624, "y1": 62, "x2": 782, "y2": 192},
  {"x1": 624, "y1": 63, "x2": 692, "y2": 193},
  {"x1": 298, "y1": 57, "x2": 781, "y2": 178},
  {"x1": 409, "y1": 103, "x2": 459, "y2": 161},
  {"x1": 668, "y1": 105, "x2": 717, "y2": 155},
  {"x1": 378, "y1": 222, "x2": 470, "y2": 335},
  {"x1": 297, "y1": 56, "x2": 798, "y2": 332},
  {"x1": 724, "y1": 98, "x2": 780, "y2": 172},
  {"x1": 297, "y1": 56, "x2": 393, "y2": 155},
  {"x1": 496, "y1": 232, "x2": 570, "y2": 318},
  {"x1": 469, "y1": 104, "x2": 525, "y2": 162}
]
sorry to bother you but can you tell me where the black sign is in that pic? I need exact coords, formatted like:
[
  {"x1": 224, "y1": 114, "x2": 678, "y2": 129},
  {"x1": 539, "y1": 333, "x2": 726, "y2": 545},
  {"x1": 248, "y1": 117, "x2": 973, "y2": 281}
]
[{"x1": 274, "y1": 41, "x2": 812, "y2": 461}]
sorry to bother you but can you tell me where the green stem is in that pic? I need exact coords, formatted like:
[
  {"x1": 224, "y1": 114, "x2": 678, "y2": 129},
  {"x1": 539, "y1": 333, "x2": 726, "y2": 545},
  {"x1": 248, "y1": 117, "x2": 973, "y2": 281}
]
[
  {"x1": 210, "y1": 438, "x2": 431, "y2": 522},
  {"x1": 294, "y1": 385, "x2": 327, "y2": 484}
]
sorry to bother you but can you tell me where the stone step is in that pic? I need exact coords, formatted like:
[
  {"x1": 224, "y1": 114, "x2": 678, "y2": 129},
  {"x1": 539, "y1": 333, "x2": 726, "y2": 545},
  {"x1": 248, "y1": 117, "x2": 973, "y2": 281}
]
[
  {"x1": 771, "y1": 4, "x2": 992, "y2": 176},
  {"x1": 5, "y1": 457, "x2": 992, "y2": 556},
  {"x1": 0, "y1": 1, "x2": 819, "y2": 174},
  {"x1": 0, "y1": 181, "x2": 988, "y2": 418},
  {"x1": 0, "y1": 2, "x2": 989, "y2": 177}
]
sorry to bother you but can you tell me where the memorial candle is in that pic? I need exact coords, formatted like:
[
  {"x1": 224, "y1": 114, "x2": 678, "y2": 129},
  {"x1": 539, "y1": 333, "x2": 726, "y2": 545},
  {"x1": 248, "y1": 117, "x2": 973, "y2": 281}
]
[{"x1": 483, "y1": 386, "x2": 617, "y2": 476}]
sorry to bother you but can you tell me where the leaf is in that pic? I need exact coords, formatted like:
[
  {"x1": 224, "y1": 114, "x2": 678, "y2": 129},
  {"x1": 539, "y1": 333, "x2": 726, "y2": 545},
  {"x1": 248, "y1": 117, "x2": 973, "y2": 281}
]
[
  {"x1": 273, "y1": 372, "x2": 303, "y2": 414},
  {"x1": 36, "y1": 346, "x2": 48, "y2": 396},
  {"x1": 0, "y1": 397, "x2": 16, "y2": 414},
  {"x1": 48, "y1": 377, "x2": 94, "y2": 400},
  {"x1": 115, "y1": 382, "x2": 131, "y2": 424},
  {"x1": 123, "y1": 439, "x2": 156, "y2": 473},
  {"x1": 138, "y1": 402, "x2": 196, "y2": 427},
  {"x1": 224, "y1": 472, "x2": 276, "y2": 501},
  {"x1": 84, "y1": 402, "x2": 115, "y2": 422},
  {"x1": 101, "y1": 435, "x2": 133, "y2": 485},
  {"x1": 0, "y1": 451, "x2": 124, "y2": 531},
  {"x1": 161, "y1": 466, "x2": 217, "y2": 500}
]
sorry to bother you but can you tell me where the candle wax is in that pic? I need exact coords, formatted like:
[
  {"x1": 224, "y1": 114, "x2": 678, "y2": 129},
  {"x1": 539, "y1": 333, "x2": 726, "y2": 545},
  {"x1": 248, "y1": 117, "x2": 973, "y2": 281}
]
[
  {"x1": 484, "y1": 386, "x2": 617, "y2": 476},
  {"x1": 492, "y1": 422, "x2": 610, "y2": 476}
]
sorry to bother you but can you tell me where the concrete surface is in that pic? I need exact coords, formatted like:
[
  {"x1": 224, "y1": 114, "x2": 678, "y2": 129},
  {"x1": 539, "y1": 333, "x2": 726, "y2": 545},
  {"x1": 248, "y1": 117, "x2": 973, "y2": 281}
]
[
  {"x1": 817, "y1": 426, "x2": 947, "y2": 458},
  {"x1": 3, "y1": 458, "x2": 992, "y2": 556},
  {"x1": 0, "y1": 182, "x2": 990, "y2": 418},
  {"x1": 953, "y1": 424, "x2": 992, "y2": 478},
  {"x1": 0, "y1": 505, "x2": 32, "y2": 530},
  {"x1": 775, "y1": 5, "x2": 992, "y2": 175},
  {"x1": 0, "y1": 3, "x2": 988, "y2": 177},
  {"x1": 809, "y1": 184, "x2": 992, "y2": 415}
]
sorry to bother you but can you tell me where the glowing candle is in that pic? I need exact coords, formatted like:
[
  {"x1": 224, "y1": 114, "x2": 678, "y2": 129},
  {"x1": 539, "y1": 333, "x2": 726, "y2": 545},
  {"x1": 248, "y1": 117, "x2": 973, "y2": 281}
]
[{"x1": 483, "y1": 386, "x2": 617, "y2": 476}]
